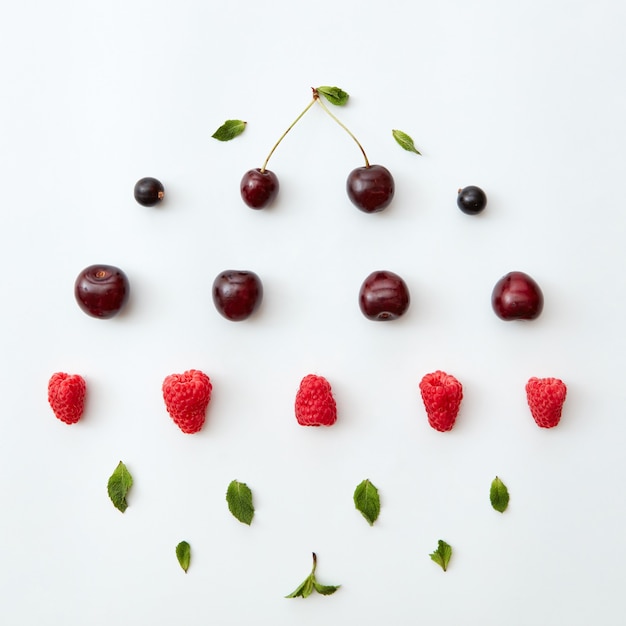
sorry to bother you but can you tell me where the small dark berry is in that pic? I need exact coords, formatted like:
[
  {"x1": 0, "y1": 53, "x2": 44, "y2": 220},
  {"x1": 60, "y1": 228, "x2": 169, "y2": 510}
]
[
  {"x1": 134, "y1": 177, "x2": 165, "y2": 207},
  {"x1": 457, "y1": 186, "x2": 487, "y2": 215}
]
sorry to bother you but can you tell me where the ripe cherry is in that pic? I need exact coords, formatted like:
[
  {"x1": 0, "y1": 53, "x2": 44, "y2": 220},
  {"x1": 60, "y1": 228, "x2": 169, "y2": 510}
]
[
  {"x1": 457, "y1": 185, "x2": 487, "y2": 215},
  {"x1": 240, "y1": 169, "x2": 279, "y2": 209},
  {"x1": 359, "y1": 270, "x2": 410, "y2": 320},
  {"x1": 134, "y1": 177, "x2": 164, "y2": 207},
  {"x1": 491, "y1": 271, "x2": 543, "y2": 320},
  {"x1": 212, "y1": 270, "x2": 263, "y2": 321},
  {"x1": 74, "y1": 264, "x2": 130, "y2": 319},
  {"x1": 347, "y1": 165, "x2": 395, "y2": 213}
]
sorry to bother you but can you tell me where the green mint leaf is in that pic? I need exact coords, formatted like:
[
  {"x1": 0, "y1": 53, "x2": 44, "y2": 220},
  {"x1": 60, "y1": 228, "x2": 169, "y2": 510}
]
[
  {"x1": 490, "y1": 476, "x2": 510, "y2": 513},
  {"x1": 316, "y1": 86, "x2": 349, "y2": 106},
  {"x1": 286, "y1": 553, "x2": 340, "y2": 599},
  {"x1": 430, "y1": 539, "x2": 452, "y2": 572},
  {"x1": 226, "y1": 479, "x2": 254, "y2": 525},
  {"x1": 392, "y1": 129, "x2": 421, "y2": 155},
  {"x1": 285, "y1": 575, "x2": 315, "y2": 598},
  {"x1": 353, "y1": 478, "x2": 380, "y2": 526},
  {"x1": 313, "y1": 581, "x2": 341, "y2": 595},
  {"x1": 176, "y1": 541, "x2": 191, "y2": 573},
  {"x1": 107, "y1": 461, "x2": 133, "y2": 513},
  {"x1": 211, "y1": 119, "x2": 247, "y2": 141}
]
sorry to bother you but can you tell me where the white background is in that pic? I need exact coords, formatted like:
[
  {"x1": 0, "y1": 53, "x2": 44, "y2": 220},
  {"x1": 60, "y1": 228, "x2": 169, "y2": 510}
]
[{"x1": 1, "y1": 1, "x2": 625, "y2": 624}]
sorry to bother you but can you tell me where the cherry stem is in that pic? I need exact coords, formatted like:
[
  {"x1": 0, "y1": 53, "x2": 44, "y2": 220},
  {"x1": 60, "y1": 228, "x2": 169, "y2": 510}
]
[
  {"x1": 314, "y1": 93, "x2": 370, "y2": 168},
  {"x1": 261, "y1": 96, "x2": 317, "y2": 172}
]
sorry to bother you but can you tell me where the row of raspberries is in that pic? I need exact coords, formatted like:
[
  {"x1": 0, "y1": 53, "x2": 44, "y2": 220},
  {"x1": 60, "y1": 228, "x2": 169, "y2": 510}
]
[{"x1": 47, "y1": 369, "x2": 567, "y2": 432}]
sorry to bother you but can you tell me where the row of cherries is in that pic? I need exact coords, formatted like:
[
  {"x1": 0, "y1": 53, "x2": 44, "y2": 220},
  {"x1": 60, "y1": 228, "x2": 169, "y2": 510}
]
[{"x1": 75, "y1": 263, "x2": 544, "y2": 322}]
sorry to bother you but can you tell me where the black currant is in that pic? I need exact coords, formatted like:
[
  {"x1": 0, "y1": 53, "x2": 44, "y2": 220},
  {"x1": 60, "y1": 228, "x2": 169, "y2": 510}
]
[
  {"x1": 134, "y1": 177, "x2": 165, "y2": 207},
  {"x1": 457, "y1": 186, "x2": 487, "y2": 215}
]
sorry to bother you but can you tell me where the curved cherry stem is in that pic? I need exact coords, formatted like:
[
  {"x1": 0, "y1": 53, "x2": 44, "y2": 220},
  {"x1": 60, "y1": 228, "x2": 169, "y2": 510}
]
[
  {"x1": 261, "y1": 88, "x2": 371, "y2": 171},
  {"x1": 261, "y1": 96, "x2": 317, "y2": 172},
  {"x1": 314, "y1": 93, "x2": 370, "y2": 168}
]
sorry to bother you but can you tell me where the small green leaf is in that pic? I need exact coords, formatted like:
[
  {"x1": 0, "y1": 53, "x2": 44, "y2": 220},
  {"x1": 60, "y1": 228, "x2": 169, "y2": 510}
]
[
  {"x1": 313, "y1": 582, "x2": 340, "y2": 595},
  {"x1": 286, "y1": 553, "x2": 340, "y2": 599},
  {"x1": 212, "y1": 119, "x2": 247, "y2": 141},
  {"x1": 285, "y1": 575, "x2": 312, "y2": 598},
  {"x1": 302, "y1": 576, "x2": 316, "y2": 598},
  {"x1": 353, "y1": 479, "x2": 380, "y2": 526},
  {"x1": 107, "y1": 461, "x2": 133, "y2": 513},
  {"x1": 176, "y1": 541, "x2": 191, "y2": 573},
  {"x1": 285, "y1": 574, "x2": 314, "y2": 598},
  {"x1": 226, "y1": 479, "x2": 255, "y2": 525},
  {"x1": 392, "y1": 129, "x2": 421, "y2": 155},
  {"x1": 430, "y1": 539, "x2": 452, "y2": 572},
  {"x1": 316, "y1": 86, "x2": 349, "y2": 106},
  {"x1": 490, "y1": 476, "x2": 510, "y2": 513}
]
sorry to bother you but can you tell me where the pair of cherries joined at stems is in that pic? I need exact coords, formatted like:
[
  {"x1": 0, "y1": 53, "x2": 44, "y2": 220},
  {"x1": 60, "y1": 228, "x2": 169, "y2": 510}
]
[
  {"x1": 73, "y1": 266, "x2": 544, "y2": 323},
  {"x1": 239, "y1": 87, "x2": 395, "y2": 213}
]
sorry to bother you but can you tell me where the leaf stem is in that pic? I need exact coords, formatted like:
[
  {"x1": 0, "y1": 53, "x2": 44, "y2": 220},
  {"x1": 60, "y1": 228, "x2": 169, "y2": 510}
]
[
  {"x1": 261, "y1": 96, "x2": 317, "y2": 172},
  {"x1": 314, "y1": 93, "x2": 370, "y2": 167}
]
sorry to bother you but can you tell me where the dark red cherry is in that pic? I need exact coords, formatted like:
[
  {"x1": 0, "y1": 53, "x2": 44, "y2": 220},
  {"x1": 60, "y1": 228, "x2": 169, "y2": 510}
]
[
  {"x1": 457, "y1": 185, "x2": 487, "y2": 215},
  {"x1": 359, "y1": 270, "x2": 410, "y2": 320},
  {"x1": 346, "y1": 164, "x2": 395, "y2": 213},
  {"x1": 240, "y1": 168, "x2": 279, "y2": 209},
  {"x1": 491, "y1": 271, "x2": 543, "y2": 320},
  {"x1": 74, "y1": 265, "x2": 130, "y2": 319},
  {"x1": 212, "y1": 270, "x2": 263, "y2": 321},
  {"x1": 134, "y1": 177, "x2": 164, "y2": 207}
]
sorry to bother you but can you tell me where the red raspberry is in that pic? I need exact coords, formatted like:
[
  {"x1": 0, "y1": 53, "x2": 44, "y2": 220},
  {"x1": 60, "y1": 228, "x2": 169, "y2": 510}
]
[
  {"x1": 295, "y1": 374, "x2": 337, "y2": 426},
  {"x1": 162, "y1": 369, "x2": 212, "y2": 434},
  {"x1": 48, "y1": 372, "x2": 86, "y2": 424},
  {"x1": 419, "y1": 370, "x2": 463, "y2": 432},
  {"x1": 525, "y1": 377, "x2": 567, "y2": 428}
]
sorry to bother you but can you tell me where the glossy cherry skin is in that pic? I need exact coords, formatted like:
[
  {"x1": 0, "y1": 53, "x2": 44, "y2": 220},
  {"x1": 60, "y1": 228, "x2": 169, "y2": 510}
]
[
  {"x1": 240, "y1": 168, "x2": 279, "y2": 209},
  {"x1": 457, "y1": 185, "x2": 487, "y2": 215},
  {"x1": 346, "y1": 164, "x2": 395, "y2": 213},
  {"x1": 74, "y1": 265, "x2": 130, "y2": 319},
  {"x1": 134, "y1": 177, "x2": 164, "y2": 206},
  {"x1": 212, "y1": 270, "x2": 263, "y2": 321},
  {"x1": 359, "y1": 270, "x2": 410, "y2": 320},
  {"x1": 491, "y1": 271, "x2": 544, "y2": 320}
]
